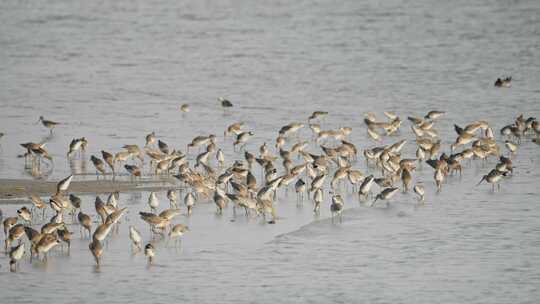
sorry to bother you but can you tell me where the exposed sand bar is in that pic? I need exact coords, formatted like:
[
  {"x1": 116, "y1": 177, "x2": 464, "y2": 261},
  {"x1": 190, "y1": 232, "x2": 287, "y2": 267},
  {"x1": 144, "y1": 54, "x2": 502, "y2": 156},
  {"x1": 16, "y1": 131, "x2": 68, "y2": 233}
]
[{"x1": 0, "y1": 177, "x2": 180, "y2": 201}]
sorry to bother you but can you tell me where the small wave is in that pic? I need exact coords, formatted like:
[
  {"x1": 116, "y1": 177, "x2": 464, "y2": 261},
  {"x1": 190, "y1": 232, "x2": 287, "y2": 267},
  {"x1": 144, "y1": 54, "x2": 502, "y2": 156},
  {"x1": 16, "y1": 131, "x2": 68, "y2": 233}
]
[{"x1": 23, "y1": 14, "x2": 98, "y2": 25}]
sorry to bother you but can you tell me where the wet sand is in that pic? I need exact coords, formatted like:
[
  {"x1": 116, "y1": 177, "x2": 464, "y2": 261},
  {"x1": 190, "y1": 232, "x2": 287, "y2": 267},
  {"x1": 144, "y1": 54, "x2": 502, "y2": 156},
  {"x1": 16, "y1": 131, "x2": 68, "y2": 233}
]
[{"x1": 0, "y1": 177, "x2": 178, "y2": 201}]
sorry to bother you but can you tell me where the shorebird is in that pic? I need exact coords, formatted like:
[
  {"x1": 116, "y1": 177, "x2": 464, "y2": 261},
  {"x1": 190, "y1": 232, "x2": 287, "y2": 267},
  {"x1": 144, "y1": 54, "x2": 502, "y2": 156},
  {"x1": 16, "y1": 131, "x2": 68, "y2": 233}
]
[
  {"x1": 90, "y1": 155, "x2": 107, "y2": 178},
  {"x1": 5, "y1": 224, "x2": 25, "y2": 250},
  {"x1": 187, "y1": 135, "x2": 215, "y2": 153},
  {"x1": 330, "y1": 193, "x2": 345, "y2": 223},
  {"x1": 92, "y1": 221, "x2": 113, "y2": 243},
  {"x1": 139, "y1": 212, "x2": 170, "y2": 235},
  {"x1": 67, "y1": 138, "x2": 86, "y2": 158},
  {"x1": 367, "y1": 127, "x2": 381, "y2": 142},
  {"x1": 224, "y1": 122, "x2": 244, "y2": 138},
  {"x1": 129, "y1": 226, "x2": 142, "y2": 251},
  {"x1": 185, "y1": 192, "x2": 195, "y2": 216},
  {"x1": 105, "y1": 207, "x2": 127, "y2": 227},
  {"x1": 169, "y1": 224, "x2": 189, "y2": 247},
  {"x1": 504, "y1": 140, "x2": 518, "y2": 155},
  {"x1": 125, "y1": 164, "x2": 142, "y2": 179},
  {"x1": 158, "y1": 140, "x2": 169, "y2": 155},
  {"x1": 434, "y1": 168, "x2": 444, "y2": 192},
  {"x1": 414, "y1": 184, "x2": 425, "y2": 202},
  {"x1": 279, "y1": 123, "x2": 305, "y2": 138},
  {"x1": 166, "y1": 190, "x2": 178, "y2": 208},
  {"x1": 28, "y1": 144, "x2": 53, "y2": 168},
  {"x1": 234, "y1": 131, "x2": 254, "y2": 151},
  {"x1": 213, "y1": 191, "x2": 227, "y2": 214},
  {"x1": 180, "y1": 104, "x2": 190, "y2": 113},
  {"x1": 145, "y1": 132, "x2": 156, "y2": 147},
  {"x1": 68, "y1": 194, "x2": 81, "y2": 216},
  {"x1": 313, "y1": 188, "x2": 323, "y2": 214},
  {"x1": 424, "y1": 110, "x2": 445, "y2": 121},
  {"x1": 57, "y1": 226, "x2": 72, "y2": 252},
  {"x1": 77, "y1": 211, "x2": 92, "y2": 238},
  {"x1": 37, "y1": 116, "x2": 60, "y2": 133},
  {"x1": 9, "y1": 243, "x2": 25, "y2": 272},
  {"x1": 358, "y1": 175, "x2": 374, "y2": 200},
  {"x1": 144, "y1": 243, "x2": 155, "y2": 264},
  {"x1": 101, "y1": 150, "x2": 115, "y2": 176},
  {"x1": 371, "y1": 187, "x2": 399, "y2": 207},
  {"x1": 35, "y1": 233, "x2": 61, "y2": 261},
  {"x1": 148, "y1": 192, "x2": 159, "y2": 212},
  {"x1": 114, "y1": 150, "x2": 131, "y2": 165},
  {"x1": 216, "y1": 149, "x2": 225, "y2": 166},
  {"x1": 308, "y1": 111, "x2": 328, "y2": 122},
  {"x1": 89, "y1": 239, "x2": 103, "y2": 267},
  {"x1": 40, "y1": 221, "x2": 64, "y2": 234},
  {"x1": 494, "y1": 77, "x2": 511, "y2": 87},
  {"x1": 24, "y1": 227, "x2": 42, "y2": 261},
  {"x1": 17, "y1": 206, "x2": 32, "y2": 224},
  {"x1": 56, "y1": 174, "x2": 73, "y2": 195},
  {"x1": 95, "y1": 196, "x2": 108, "y2": 224},
  {"x1": 158, "y1": 208, "x2": 181, "y2": 222},
  {"x1": 310, "y1": 174, "x2": 326, "y2": 192},
  {"x1": 401, "y1": 168, "x2": 412, "y2": 192},
  {"x1": 295, "y1": 178, "x2": 306, "y2": 202},
  {"x1": 218, "y1": 97, "x2": 233, "y2": 108},
  {"x1": 477, "y1": 169, "x2": 506, "y2": 191}
]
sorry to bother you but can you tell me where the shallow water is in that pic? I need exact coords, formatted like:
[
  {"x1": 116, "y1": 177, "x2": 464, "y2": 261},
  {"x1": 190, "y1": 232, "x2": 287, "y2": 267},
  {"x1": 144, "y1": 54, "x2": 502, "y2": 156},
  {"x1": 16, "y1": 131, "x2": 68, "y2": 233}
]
[{"x1": 1, "y1": 0, "x2": 540, "y2": 303}]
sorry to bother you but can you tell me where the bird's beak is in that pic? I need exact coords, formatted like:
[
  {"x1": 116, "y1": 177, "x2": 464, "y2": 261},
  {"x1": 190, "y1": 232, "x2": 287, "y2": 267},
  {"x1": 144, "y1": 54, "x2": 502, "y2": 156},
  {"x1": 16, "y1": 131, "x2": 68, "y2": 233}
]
[{"x1": 476, "y1": 177, "x2": 485, "y2": 186}]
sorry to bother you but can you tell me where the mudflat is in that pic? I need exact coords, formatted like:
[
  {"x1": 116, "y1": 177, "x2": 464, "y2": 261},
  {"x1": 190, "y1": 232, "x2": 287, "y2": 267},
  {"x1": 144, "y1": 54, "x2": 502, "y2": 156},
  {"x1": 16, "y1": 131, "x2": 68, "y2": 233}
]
[{"x1": 0, "y1": 178, "x2": 178, "y2": 201}]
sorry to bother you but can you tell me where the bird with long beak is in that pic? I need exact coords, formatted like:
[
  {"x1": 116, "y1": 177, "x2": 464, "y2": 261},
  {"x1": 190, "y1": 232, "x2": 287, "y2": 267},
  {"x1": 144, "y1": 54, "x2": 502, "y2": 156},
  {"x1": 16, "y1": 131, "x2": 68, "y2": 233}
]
[
  {"x1": 477, "y1": 169, "x2": 506, "y2": 191},
  {"x1": 56, "y1": 175, "x2": 74, "y2": 195},
  {"x1": 371, "y1": 187, "x2": 399, "y2": 207},
  {"x1": 37, "y1": 116, "x2": 60, "y2": 134}
]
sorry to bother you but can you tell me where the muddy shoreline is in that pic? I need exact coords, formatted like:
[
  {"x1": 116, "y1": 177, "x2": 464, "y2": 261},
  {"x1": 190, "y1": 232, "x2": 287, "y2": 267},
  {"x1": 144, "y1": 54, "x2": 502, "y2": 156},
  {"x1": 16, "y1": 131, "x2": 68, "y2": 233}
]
[{"x1": 0, "y1": 177, "x2": 180, "y2": 202}]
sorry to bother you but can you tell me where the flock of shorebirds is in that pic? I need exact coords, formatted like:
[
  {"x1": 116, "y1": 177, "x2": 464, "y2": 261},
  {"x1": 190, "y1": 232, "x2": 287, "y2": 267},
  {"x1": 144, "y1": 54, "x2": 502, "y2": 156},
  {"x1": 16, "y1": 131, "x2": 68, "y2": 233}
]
[{"x1": 1, "y1": 81, "x2": 539, "y2": 272}]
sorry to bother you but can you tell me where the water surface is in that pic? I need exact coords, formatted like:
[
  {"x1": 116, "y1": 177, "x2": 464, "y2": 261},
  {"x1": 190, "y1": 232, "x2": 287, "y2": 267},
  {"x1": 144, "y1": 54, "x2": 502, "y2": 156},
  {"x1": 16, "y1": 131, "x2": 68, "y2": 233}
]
[{"x1": 1, "y1": 0, "x2": 540, "y2": 303}]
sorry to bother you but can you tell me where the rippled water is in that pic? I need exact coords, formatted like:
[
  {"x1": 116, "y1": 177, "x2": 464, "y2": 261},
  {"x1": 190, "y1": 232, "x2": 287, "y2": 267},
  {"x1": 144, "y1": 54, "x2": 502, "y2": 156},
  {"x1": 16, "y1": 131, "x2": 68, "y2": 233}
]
[{"x1": 1, "y1": 0, "x2": 540, "y2": 303}]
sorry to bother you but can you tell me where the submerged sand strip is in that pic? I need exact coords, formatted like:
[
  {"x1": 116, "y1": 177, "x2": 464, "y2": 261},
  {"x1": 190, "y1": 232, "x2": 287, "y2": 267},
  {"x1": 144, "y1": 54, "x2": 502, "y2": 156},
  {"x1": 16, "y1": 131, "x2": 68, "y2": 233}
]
[{"x1": 0, "y1": 178, "x2": 180, "y2": 201}]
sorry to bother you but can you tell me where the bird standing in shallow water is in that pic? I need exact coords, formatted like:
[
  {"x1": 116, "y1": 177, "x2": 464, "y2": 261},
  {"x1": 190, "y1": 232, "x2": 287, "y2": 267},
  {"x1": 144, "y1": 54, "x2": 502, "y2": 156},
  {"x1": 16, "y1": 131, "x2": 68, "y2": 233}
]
[
  {"x1": 330, "y1": 193, "x2": 344, "y2": 223},
  {"x1": 144, "y1": 243, "x2": 155, "y2": 264},
  {"x1": 494, "y1": 77, "x2": 511, "y2": 87},
  {"x1": 37, "y1": 116, "x2": 60, "y2": 134},
  {"x1": 78, "y1": 211, "x2": 92, "y2": 238},
  {"x1": 477, "y1": 169, "x2": 506, "y2": 191},
  {"x1": 169, "y1": 224, "x2": 189, "y2": 247},
  {"x1": 90, "y1": 155, "x2": 106, "y2": 179},
  {"x1": 148, "y1": 192, "x2": 159, "y2": 213},
  {"x1": 504, "y1": 140, "x2": 518, "y2": 156},
  {"x1": 413, "y1": 184, "x2": 425, "y2": 203},
  {"x1": 125, "y1": 164, "x2": 141, "y2": 179},
  {"x1": 129, "y1": 226, "x2": 142, "y2": 252},
  {"x1": 218, "y1": 97, "x2": 233, "y2": 108},
  {"x1": 101, "y1": 150, "x2": 115, "y2": 176},
  {"x1": 89, "y1": 239, "x2": 103, "y2": 267},
  {"x1": 9, "y1": 243, "x2": 25, "y2": 272}
]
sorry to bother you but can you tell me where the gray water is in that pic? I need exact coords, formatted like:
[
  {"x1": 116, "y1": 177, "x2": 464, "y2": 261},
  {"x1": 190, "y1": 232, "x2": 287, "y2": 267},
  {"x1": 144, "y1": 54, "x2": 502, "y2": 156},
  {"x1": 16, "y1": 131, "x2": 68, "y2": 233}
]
[{"x1": 1, "y1": 0, "x2": 540, "y2": 303}]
